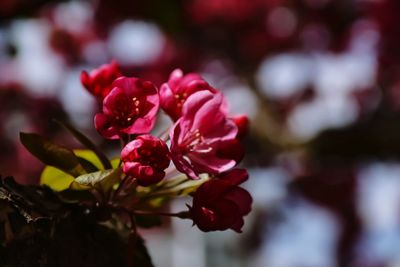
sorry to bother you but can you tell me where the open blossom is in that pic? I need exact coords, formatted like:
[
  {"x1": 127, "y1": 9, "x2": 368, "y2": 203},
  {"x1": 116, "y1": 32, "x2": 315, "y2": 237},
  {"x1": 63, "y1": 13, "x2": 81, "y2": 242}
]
[
  {"x1": 95, "y1": 77, "x2": 159, "y2": 139},
  {"x1": 190, "y1": 169, "x2": 252, "y2": 232},
  {"x1": 80, "y1": 60, "x2": 122, "y2": 100},
  {"x1": 170, "y1": 90, "x2": 243, "y2": 179},
  {"x1": 160, "y1": 69, "x2": 219, "y2": 121},
  {"x1": 121, "y1": 135, "x2": 170, "y2": 186}
]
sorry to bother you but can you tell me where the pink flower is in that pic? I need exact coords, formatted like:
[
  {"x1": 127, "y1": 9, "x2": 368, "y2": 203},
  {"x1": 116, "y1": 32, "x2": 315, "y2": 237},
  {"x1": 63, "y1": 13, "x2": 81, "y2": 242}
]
[
  {"x1": 160, "y1": 69, "x2": 218, "y2": 121},
  {"x1": 190, "y1": 169, "x2": 252, "y2": 232},
  {"x1": 121, "y1": 135, "x2": 170, "y2": 186},
  {"x1": 80, "y1": 61, "x2": 122, "y2": 100},
  {"x1": 95, "y1": 77, "x2": 159, "y2": 139},
  {"x1": 170, "y1": 90, "x2": 242, "y2": 179}
]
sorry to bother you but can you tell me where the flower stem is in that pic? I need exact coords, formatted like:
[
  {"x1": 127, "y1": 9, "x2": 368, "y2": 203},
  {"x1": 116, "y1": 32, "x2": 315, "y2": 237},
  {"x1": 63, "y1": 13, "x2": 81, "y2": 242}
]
[
  {"x1": 134, "y1": 210, "x2": 191, "y2": 219},
  {"x1": 146, "y1": 176, "x2": 208, "y2": 198},
  {"x1": 160, "y1": 174, "x2": 188, "y2": 188},
  {"x1": 112, "y1": 174, "x2": 130, "y2": 201}
]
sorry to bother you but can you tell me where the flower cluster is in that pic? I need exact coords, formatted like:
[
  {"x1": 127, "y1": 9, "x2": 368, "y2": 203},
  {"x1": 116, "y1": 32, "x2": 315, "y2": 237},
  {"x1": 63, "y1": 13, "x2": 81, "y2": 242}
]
[
  {"x1": 21, "y1": 61, "x2": 251, "y2": 235},
  {"x1": 80, "y1": 62, "x2": 252, "y2": 232}
]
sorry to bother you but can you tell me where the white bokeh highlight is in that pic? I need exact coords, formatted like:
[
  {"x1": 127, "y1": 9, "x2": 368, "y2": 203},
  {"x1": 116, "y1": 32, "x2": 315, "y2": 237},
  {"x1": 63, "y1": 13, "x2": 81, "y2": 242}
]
[
  {"x1": 357, "y1": 163, "x2": 400, "y2": 264},
  {"x1": 108, "y1": 21, "x2": 165, "y2": 66},
  {"x1": 251, "y1": 199, "x2": 339, "y2": 267},
  {"x1": 10, "y1": 19, "x2": 65, "y2": 96}
]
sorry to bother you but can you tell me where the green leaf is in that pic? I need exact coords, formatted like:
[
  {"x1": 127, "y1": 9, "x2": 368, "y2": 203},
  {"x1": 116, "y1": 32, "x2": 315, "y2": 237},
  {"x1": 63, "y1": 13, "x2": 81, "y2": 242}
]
[
  {"x1": 54, "y1": 120, "x2": 112, "y2": 169},
  {"x1": 70, "y1": 168, "x2": 122, "y2": 192},
  {"x1": 40, "y1": 150, "x2": 108, "y2": 191},
  {"x1": 20, "y1": 133, "x2": 85, "y2": 177},
  {"x1": 98, "y1": 168, "x2": 122, "y2": 192}
]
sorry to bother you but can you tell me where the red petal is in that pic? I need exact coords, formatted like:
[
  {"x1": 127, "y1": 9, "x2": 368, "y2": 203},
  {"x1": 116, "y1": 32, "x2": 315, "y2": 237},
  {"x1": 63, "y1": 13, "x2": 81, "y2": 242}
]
[
  {"x1": 225, "y1": 187, "x2": 252, "y2": 215},
  {"x1": 220, "y1": 169, "x2": 249, "y2": 185}
]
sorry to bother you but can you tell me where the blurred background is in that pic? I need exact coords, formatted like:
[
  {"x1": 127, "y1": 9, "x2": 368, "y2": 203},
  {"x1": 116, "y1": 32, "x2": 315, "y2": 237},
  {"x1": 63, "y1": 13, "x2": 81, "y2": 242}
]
[{"x1": 1, "y1": 0, "x2": 400, "y2": 266}]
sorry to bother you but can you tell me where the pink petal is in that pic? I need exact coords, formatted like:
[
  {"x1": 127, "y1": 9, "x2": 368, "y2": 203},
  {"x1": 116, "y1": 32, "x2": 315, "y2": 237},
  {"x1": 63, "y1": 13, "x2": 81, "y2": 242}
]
[
  {"x1": 202, "y1": 119, "x2": 238, "y2": 143},
  {"x1": 181, "y1": 90, "x2": 215, "y2": 122},
  {"x1": 121, "y1": 139, "x2": 144, "y2": 160},
  {"x1": 160, "y1": 83, "x2": 180, "y2": 119},
  {"x1": 122, "y1": 161, "x2": 141, "y2": 176},
  {"x1": 189, "y1": 151, "x2": 236, "y2": 173},
  {"x1": 125, "y1": 117, "x2": 156, "y2": 134},
  {"x1": 80, "y1": 70, "x2": 90, "y2": 88},
  {"x1": 174, "y1": 154, "x2": 199, "y2": 179},
  {"x1": 184, "y1": 79, "x2": 211, "y2": 95},
  {"x1": 94, "y1": 113, "x2": 120, "y2": 139},
  {"x1": 102, "y1": 87, "x2": 125, "y2": 115},
  {"x1": 190, "y1": 93, "x2": 225, "y2": 133},
  {"x1": 168, "y1": 68, "x2": 184, "y2": 89}
]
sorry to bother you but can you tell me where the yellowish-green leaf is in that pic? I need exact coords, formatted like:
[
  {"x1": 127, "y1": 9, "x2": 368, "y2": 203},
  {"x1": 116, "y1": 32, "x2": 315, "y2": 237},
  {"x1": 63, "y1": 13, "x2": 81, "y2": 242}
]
[
  {"x1": 40, "y1": 149, "x2": 112, "y2": 191},
  {"x1": 111, "y1": 157, "x2": 121, "y2": 168},
  {"x1": 40, "y1": 166, "x2": 75, "y2": 191}
]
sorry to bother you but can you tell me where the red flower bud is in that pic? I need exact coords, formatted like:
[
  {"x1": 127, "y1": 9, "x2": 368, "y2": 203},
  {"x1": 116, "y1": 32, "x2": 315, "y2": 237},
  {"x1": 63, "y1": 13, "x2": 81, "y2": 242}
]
[
  {"x1": 80, "y1": 60, "x2": 122, "y2": 100},
  {"x1": 231, "y1": 115, "x2": 249, "y2": 139},
  {"x1": 190, "y1": 169, "x2": 252, "y2": 232},
  {"x1": 121, "y1": 135, "x2": 170, "y2": 186}
]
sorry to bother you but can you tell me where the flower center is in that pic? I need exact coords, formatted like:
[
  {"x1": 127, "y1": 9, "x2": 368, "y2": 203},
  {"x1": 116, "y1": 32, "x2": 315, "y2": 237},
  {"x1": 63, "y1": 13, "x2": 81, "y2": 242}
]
[
  {"x1": 181, "y1": 129, "x2": 202, "y2": 149},
  {"x1": 113, "y1": 96, "x2": 142, "y2": 126},
  {"x1": 180, "y1": 129, "x2": 213, "y2": 153},
  {"x1": 132, "y1": 97, "x2": 140, "y2": 115},
  {"x1": 175, "y1": 93, "x2": 188, "y2": 107}
]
